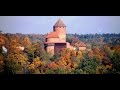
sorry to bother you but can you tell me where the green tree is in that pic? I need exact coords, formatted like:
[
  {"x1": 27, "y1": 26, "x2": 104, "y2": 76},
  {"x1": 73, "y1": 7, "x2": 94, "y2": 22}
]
[
  {"x1": 110, "y1": 51, "x2": 120, "y2": 74},
  {"x1": 79, "y1": 58, "x2": 98, "y2": 74},
  {"x1": 33, "y1": 42, "x2": 50, "y2": 61},
  {"x1": 74, "y1": 69, "x2": 88, "y2": 74}
]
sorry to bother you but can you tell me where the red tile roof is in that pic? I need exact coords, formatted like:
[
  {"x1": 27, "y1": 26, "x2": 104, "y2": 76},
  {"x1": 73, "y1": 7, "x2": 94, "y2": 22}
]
[
  {"x1": 46, "y1": 32, "x2": 59, "y2": 38},
  {"x1": 54, "y1": 18, "x2": 66, "y2": 27}
]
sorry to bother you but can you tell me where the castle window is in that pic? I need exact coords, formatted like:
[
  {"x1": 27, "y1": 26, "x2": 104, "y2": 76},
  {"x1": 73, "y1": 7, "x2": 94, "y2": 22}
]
[{"x1": 46, "y1": 38, "x2": 47, "y2": 41}]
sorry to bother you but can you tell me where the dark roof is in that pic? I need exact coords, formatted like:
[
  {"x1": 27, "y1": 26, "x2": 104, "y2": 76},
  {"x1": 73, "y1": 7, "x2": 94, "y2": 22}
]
[{"x1": 54, "y1": 18, "x2": 66, "y2": 27}]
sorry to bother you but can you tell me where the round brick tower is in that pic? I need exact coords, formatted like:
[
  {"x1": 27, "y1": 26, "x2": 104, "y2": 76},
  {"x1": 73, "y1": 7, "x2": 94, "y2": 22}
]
[{"x1": 53, "y1": 18, "x2": 66, "y2": 42}]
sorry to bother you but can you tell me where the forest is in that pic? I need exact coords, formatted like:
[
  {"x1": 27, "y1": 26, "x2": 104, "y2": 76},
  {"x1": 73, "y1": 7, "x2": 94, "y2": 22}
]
[{"x1": 0, "y1": 32, "x2": 120, "y2": 74}]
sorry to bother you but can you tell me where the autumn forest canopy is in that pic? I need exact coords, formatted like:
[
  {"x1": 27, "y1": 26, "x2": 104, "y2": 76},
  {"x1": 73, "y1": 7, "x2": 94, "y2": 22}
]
[{"x1": 0, "y1": 32, "x2": 120, "y2": 74}]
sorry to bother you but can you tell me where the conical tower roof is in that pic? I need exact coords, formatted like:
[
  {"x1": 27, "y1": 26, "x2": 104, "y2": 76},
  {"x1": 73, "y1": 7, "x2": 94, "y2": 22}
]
[{"x1": 54, "y1": 18, "x2": 66, "y2": 27}]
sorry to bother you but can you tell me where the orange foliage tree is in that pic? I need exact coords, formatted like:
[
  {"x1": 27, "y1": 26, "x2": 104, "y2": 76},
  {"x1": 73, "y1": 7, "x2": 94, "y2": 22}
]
[{"x1": 46, "y1": 48, "x2": 83, "y2": 74}]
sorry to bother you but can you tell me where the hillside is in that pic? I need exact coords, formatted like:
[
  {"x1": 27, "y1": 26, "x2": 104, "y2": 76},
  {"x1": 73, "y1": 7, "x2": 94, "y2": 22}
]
[{"x1": 0, "y1": 33, "x2": 120, "y2": 74}]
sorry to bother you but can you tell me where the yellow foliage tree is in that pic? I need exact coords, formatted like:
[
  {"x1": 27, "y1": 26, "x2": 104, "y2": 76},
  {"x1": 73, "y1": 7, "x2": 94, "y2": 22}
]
[
  {"x1": 28, "y1": 57, "x2": 43, "y2": 74},
  {"x1": 23, "y1": 36, "x2": 31, "y2": 48},
  {"x1": 4, "y1": 53, "x2": 29, "y2": 74}
]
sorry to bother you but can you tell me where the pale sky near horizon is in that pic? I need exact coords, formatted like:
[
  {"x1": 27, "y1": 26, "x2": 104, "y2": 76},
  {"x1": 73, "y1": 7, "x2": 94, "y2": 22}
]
[{"x1": 0, "y1": 16, "x2": 120, "y2": 34}]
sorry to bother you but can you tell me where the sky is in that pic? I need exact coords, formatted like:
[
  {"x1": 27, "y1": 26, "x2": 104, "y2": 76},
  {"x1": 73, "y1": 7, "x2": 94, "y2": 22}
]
[{"x1": 0, "y1": 16, "x2": 120, "y2": 34}]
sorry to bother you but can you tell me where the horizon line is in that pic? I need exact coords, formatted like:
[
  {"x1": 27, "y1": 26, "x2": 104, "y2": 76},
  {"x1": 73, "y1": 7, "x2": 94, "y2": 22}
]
[{"x1": 1, "y1": 32, "x2": 120, "y2": 35}]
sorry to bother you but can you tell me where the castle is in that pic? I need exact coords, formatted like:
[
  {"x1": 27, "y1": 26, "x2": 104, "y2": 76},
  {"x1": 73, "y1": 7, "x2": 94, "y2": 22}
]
[{"x1": 45, "y1": 18, "x2": 86, "y2": 56}]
